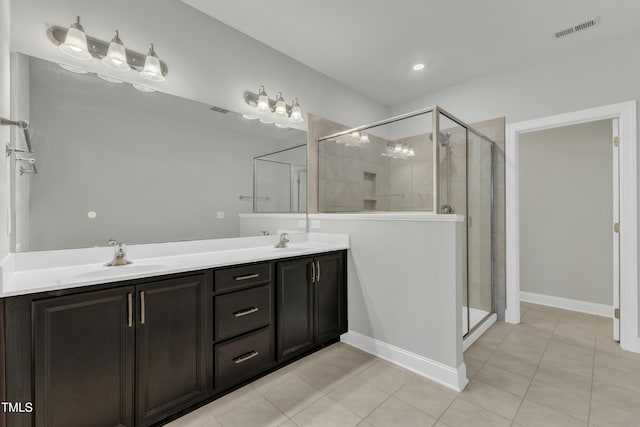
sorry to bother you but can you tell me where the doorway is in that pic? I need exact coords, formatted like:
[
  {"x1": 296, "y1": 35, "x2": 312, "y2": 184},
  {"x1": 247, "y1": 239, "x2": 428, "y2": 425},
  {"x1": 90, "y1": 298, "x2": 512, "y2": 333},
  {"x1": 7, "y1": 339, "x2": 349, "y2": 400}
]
[{"x1": 505, "y1": 101, "x2": 639, "y2": 353}]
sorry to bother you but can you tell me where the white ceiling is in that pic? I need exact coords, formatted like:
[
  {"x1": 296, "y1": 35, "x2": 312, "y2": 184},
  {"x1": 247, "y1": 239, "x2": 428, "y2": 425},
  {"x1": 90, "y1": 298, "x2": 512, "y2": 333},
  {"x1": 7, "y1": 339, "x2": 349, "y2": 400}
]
[{"x1": 182, "y1": 0, "x2": 640, "y2": 106}]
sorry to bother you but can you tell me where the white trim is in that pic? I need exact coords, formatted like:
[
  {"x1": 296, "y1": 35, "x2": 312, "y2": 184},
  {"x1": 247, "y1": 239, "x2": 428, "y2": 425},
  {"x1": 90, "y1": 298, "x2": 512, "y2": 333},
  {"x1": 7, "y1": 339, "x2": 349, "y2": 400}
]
[
  {"x1": 505, "y1": 101, "x2": 639, "y2": 353},
  {"x1": 341, "y1": 330, "x2": 468, "y2": 392},
  {"x1": 309, "y1": 213, "x2": 465, "y2": 222},
  {"x1": 463, "y1": 313, "x2": 497, "y2": 351},
  {"x1": 520, "y1": 291, "x2": 612, "y2": 318}
]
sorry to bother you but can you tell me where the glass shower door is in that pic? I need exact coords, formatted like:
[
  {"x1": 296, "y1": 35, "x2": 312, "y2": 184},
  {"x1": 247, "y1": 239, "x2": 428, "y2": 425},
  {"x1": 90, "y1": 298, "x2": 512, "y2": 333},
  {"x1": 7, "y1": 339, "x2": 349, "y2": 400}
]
[{"x1": 467, "y1": 131, "x2": 493, "y2": 332}]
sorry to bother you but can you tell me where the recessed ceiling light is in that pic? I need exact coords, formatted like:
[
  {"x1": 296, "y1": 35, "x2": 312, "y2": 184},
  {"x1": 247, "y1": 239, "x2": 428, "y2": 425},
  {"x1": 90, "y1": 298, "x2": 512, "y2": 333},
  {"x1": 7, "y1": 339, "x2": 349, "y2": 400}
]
[{"x1": 412, "y1": 63, "x2": 425, "y2": 71}]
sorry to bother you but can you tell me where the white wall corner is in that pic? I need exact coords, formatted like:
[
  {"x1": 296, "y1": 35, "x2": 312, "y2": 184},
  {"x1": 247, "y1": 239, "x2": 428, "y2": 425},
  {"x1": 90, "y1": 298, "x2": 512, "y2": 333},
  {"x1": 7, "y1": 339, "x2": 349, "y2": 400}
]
[{"x1": 340, "y1": 330, "x2": 467, "y2": 392}]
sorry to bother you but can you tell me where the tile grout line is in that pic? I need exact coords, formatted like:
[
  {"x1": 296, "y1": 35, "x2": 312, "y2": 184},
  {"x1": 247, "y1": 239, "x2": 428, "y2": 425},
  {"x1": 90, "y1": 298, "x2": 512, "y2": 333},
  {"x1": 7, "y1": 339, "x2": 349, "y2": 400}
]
[{"x1": 507, "y1": 313, "x2": 558, "y2": 426}]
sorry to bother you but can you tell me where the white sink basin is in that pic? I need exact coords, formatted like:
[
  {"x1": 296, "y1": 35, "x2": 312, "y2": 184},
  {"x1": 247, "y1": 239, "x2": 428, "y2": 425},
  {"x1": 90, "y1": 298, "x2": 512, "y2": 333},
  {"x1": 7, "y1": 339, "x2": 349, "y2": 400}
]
[{"x1": 75, "y1": 264, "x2": 167, "y2": 279}]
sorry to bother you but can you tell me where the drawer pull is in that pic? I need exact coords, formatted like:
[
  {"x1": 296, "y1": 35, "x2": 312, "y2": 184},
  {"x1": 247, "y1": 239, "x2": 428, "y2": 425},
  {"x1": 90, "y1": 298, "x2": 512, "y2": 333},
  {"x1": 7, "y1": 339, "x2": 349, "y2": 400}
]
[
  {"x1": 234, "y1": 273, "x2": 260, "y2": 281},
  {"x1": 234, "y1": 307, "x2": 259, "y2": 317},
  {"x1": 233, "y1": 350, "x2": 259, "y2": 364}
]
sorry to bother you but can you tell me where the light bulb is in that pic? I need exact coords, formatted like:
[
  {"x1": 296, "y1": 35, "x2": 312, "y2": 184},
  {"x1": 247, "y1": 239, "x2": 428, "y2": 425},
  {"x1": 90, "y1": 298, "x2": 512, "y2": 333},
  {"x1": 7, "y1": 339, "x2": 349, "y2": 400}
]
[
  {"x1": 394, "y1": 143, "x2": 402, "y2": 153},
  {"x1": 351, "y1": 131, "x2": 361, "y2": 140},
  {"x1": 407, "y1": 147, "x2": 416, "y2": 157},
  {"x1": 102, "y1": 30, "x2": 130, "y2": 71},
  {"x1": 274, "y1": 92, "x2": 287, "y2": 116},
  {"x1": 257, "y1": 86, "x2": 270, "y2": 111},
  {"x1": 140, "y1": 43, "x2": 165, "y2": 82},
  {"x1": 290, "y1": 98, "x2": 303, "y2": 122},
  {"x1": 59, "y1": 16, "x2": 92, "y2": 60},
  {"x1": 360, "y1": 133, "x2": 370, "y2": 143}
]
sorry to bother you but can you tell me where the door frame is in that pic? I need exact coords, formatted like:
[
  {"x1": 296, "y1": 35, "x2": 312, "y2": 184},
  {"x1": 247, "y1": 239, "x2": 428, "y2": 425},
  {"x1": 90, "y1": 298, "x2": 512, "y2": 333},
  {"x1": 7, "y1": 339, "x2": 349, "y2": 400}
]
[{"x1": 505, "y1": 100, "x2": 639, "y2": 353}]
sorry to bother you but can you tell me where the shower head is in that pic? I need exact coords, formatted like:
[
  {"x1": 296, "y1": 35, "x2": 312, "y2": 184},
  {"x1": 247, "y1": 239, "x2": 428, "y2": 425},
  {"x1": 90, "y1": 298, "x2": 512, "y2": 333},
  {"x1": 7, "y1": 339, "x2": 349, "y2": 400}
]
[{"x1": 429, "y1": 131, "x2": 451, "y2": 147}]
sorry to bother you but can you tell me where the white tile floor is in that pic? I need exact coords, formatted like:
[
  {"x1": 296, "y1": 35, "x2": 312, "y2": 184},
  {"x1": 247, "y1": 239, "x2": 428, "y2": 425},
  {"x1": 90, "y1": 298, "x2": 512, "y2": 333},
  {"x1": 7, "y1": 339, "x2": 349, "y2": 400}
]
[{"x1": 166, "y1": 302, "x2": 640, "y2": 426}]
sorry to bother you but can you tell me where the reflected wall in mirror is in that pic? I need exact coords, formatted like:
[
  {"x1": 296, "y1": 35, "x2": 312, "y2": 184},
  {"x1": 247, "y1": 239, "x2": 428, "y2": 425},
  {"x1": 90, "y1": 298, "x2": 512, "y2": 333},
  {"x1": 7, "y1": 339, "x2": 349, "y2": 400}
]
[
  {"x1": 254, "y1": 145, "x2": 307, "y2": 213},
  {"x1": 11, "y1": 54, "x2": 307, "y2": 252}
]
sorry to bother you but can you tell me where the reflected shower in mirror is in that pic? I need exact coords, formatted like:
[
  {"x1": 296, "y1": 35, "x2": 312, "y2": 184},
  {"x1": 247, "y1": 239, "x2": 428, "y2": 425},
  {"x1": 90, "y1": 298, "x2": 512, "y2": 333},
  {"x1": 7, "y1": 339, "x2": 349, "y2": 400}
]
[
  {"x1": 11, "y1": 54, "x2": 307, "y2": 252},
  {"x1": 254, "y1": 145, "x2": 307, "y2": 213}
]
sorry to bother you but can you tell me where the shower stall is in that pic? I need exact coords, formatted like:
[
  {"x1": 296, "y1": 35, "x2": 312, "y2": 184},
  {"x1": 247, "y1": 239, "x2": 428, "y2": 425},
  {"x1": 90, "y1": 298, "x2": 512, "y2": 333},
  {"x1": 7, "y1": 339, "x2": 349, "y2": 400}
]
[{"x1": 317, "y1": 106, "x2": 494, "y2": 336}]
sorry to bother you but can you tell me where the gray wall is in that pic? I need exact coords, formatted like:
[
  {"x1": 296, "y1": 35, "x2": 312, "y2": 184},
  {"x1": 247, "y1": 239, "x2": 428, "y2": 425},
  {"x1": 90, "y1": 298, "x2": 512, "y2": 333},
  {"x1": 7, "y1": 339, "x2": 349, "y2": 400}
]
[
  {"x1": 27, "y1": 57, "x2": 304, "y2": 250},
  {"x1": 519, "y1": 120, "x2": 613, "y2": 305}
]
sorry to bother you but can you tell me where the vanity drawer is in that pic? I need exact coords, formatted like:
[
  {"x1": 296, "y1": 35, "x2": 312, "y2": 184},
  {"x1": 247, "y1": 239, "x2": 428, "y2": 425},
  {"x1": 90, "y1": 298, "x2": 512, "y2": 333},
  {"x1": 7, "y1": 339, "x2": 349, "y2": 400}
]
[
  {"x1": 214, "y1": 263, "x2": 272, "y2": 292},
  {"x1": 215, "y1": 285, "x2": 272, "y2": 341},
  {"x1": 215, "y1": 326, "x2": 274, "y2": 390}
]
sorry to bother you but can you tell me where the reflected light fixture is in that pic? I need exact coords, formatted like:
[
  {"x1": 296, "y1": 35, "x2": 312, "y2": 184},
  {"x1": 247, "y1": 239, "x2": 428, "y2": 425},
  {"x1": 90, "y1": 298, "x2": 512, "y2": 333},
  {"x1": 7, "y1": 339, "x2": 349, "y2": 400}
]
[
  {"x1": 97, "y1": 74, "x2": 123, "y2": 84},
  {"x1": 412, "y1": 63, "x2": 425, "y2": 71},
  {"x1": 382, "y1": 142, "x2": 416, "y2": 159},
  {"x1": 59, "y1": 16, "x2": 92, "y2": 60},
  {"x1": 132, "y1": 83, "x2": 156, "y2": 93},
  {"x1": 140, "y1": 44, "x2": 165, "y2": 82},
  {"x1": 243, "y1": 86, "x2": 305, "y2": 127},
  {"x1": 58, "y1": 63, "x2": 89, "y2": 74},
  {"x1": 102, "y1": 30, "x2": 130, "y2": 71}
]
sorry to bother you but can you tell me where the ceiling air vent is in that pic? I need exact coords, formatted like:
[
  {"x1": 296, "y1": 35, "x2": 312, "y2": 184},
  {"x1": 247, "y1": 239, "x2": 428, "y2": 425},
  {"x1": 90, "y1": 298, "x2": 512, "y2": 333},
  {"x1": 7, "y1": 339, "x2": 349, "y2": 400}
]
[
  {"x1": 209, "y1": 106, "x2": 229, "y2": 114},
  {"x1": 553, "y1": 17, "x2": 600, "y2": 39}
]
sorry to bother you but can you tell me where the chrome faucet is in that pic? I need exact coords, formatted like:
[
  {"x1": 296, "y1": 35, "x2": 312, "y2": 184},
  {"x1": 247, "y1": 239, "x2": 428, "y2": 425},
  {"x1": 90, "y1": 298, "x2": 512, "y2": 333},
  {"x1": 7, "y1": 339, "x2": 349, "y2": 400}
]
[
  {"x1": 274, "y1": 233, "x2": 290, "y2": 248},
  {"x1": 106, "y1": 239, "x2": 132, "y2": 266}
]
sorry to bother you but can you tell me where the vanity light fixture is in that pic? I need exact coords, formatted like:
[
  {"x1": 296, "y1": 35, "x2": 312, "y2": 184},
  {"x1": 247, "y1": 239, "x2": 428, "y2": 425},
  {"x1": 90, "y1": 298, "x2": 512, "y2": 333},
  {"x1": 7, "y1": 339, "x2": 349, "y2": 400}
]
[
  {"x1": 48, "y1": 17, "x2": 168, "y2": 83},
  {"x1": 140, "y1": 44, "x2": 165, "y2": 82},
  {"x1": 59, "y1": 16, "x2": 92, "y2": 60},
  {"x1": 274, "y1": 92, "x2": 287, "y2": 116},
  {"x1": 102, "y1": 30, "x2": 130, "y2": 72},
  {"x1": 243, "y1": 86, "x2": 305, "y2": 127}
]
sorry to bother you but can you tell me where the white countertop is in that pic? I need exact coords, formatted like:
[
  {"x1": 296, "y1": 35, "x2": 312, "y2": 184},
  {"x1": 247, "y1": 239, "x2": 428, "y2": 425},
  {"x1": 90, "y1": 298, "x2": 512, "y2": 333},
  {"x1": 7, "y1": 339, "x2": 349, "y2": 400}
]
[{"x1": 0, "y1": 233, "x2": 349, "y2": 298}]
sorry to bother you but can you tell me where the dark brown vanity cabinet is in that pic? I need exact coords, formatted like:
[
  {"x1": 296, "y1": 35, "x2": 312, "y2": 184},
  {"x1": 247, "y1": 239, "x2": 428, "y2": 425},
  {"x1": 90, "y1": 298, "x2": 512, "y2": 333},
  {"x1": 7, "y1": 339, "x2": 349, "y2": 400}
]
[
  {"x1": 33, "y1": 287, "x2": 135, "y2": 427},
  {"x1": 276, "y1": 252, "x2": 347, "y2": 360},
  {"x1": 5, "y1": 251, "x2": 346, "y2": 427},
  {"x1": 213, "y1": 262, "x2": 276, "y2": 391},
  {"x1": 32, "y1": 273, "x2": 209, "y2": 427}
]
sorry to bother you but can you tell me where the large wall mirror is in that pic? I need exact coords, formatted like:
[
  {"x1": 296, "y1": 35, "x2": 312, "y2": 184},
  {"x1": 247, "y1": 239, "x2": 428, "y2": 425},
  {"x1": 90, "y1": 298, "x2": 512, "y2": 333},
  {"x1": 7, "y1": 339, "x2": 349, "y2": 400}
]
[{"x1": 10, "y1": 53, "x2": 307, "y2": 252}]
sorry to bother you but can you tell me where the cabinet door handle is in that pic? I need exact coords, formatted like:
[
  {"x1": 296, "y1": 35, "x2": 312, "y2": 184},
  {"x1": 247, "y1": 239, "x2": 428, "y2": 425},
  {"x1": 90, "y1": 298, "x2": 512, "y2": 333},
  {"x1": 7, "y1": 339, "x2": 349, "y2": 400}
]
[
  {"x1": 233, "y1": 307, "x2": 259, "y2": 317},
  {"x1": 310, "y1": 260, "x2": 315, "y2": 284},
  {"x1": 233, "y1": 350, "x2": 259, "y2": 364},
  {"x1": 127, "y1": 293, "x2": 133, "y2": 328},
  {"x1": 316, "y1": 260, "x2": 321, "y2": 283},
  {"x1": 235, "y1": 273, "x2": 259, "y2": 281},
  {"x1": 140, "y1": 291, "x2": 146, "y2": 325}
]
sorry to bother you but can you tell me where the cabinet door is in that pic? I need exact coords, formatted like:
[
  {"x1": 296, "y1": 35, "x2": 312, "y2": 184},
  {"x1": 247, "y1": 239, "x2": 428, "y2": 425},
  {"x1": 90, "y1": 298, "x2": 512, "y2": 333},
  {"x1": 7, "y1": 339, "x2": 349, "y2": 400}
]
[
  {"x1": 33, "y1": 287, "x2": 135, "y2": 427},
  {"x1": 136, "y1": 275, "x2": 208, "y2": 426},
  {"x1": 315, "y1": 253, "x2": 347, "y2": 344},
  {"x1": 276, "y1": 258, "x2": 314, "y2": 360}
]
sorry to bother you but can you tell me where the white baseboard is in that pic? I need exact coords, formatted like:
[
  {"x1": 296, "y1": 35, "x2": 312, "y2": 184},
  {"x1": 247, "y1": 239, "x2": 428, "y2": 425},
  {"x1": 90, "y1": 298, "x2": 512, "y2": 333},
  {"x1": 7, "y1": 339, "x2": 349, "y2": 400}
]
[
  {"x1": 463, "y1": 313, "x2": 497, "y2": 351},
  {"x1": 520, "y1": 291, "x2": 612, "y2": 318},
  {"x1": 341, "y1": 330, "x2": 468, "y2": 392}
]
